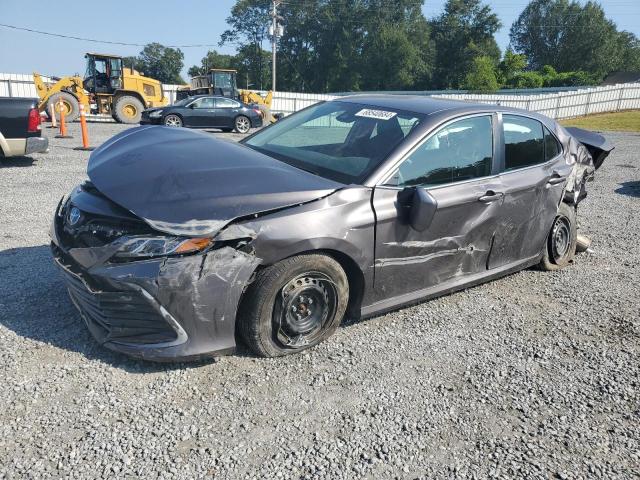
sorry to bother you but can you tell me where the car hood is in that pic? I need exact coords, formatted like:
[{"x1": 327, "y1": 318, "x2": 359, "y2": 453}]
[{"x1": 87, "y1": 126, "x2": 343, "y2": 236}]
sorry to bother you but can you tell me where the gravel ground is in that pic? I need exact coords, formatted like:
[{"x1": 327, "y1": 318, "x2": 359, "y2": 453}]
[{"x1": 0, "y1": 122, "x2": 638, "y2": 479}]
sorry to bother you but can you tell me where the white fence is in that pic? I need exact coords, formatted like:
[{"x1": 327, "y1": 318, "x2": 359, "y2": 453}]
[{"x1": 2, "y1": 72, "x2": 638, "y2": 120}]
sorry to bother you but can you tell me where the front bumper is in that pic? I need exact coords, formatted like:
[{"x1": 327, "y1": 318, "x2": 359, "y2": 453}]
[
  {"x1": 25, "y1": 136, "x2": 49, "y2": 155},
  {"x1": 140, "y1": 115, "x2": 162, "y2": 125},
  {"x1": 50, "y1": 211, "x2": 260, "y2": 361}
]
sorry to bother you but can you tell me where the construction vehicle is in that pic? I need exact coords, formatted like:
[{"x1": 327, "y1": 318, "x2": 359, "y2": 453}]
[
  {"x1": 33, "y1": 53, "x2": 168, "y2": 124},
  {"x1": 176, "y1": 69, "x2": 277, "y2": 123}
]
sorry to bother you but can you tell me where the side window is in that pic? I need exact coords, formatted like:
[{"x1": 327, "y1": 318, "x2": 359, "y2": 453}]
[
  {"x1": 503, "y1": 115, "x2": 544, "y2": 170},
  {"x1": 191, "y1": 97, "x2": 215, "y2": 109},
  {"x1": 216, "y1": 98, "x2": 240, "y2": 109},
  {"x1": 544, "y1": 126, "x2": 562, "y2": 161},
  {"x1": 393, "y1": 116, "x2": 493, "y2": 188}
]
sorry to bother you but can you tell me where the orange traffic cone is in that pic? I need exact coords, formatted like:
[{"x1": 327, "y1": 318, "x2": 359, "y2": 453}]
[
  {"x1": 55, "y1": 98, "x2": 72, "y2": 139},
  {"x1": 74, "y1": 104, "x2": 95, "y2": 151}
]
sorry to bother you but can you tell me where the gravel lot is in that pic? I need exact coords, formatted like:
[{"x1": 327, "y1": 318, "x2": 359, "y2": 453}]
[{"x1": 1, "y1": 122, "x2": 638, "y2": 479}]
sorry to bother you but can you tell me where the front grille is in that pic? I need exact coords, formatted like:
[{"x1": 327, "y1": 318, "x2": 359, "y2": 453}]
[{"x1": 56, "y1": 254, "x2": 178, "y2": 345}]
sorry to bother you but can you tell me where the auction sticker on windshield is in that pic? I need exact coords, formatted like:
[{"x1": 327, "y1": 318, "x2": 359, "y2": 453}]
[{"x1": 355, "y1": 109, "x2": 397, "y2": 121}]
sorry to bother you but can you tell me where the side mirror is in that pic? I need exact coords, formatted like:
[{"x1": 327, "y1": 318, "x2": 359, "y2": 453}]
[{"x1": 399, "y1": 187, "x2": 438, "y2": 232}]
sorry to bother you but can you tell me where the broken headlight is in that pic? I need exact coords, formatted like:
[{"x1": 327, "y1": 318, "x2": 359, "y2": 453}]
[
  {"x1": 113, "y1": 236, "x2": 213, "y2": 259},
  {"x1": 149, "y1": 110, "x2": 164, "y2": 118}
]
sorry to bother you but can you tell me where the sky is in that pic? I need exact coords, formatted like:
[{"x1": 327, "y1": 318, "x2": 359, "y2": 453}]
[{"x1": 1, "y1": 0, "x2": 639, "y2": 80}]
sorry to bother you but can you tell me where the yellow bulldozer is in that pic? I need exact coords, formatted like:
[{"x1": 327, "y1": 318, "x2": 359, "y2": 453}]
[
  {"x1": 177, "y1": 69, "x2": 277, "y2": 123},
  {"x1": 33, "y1": 53, "x2": 168, "y2": 124}
]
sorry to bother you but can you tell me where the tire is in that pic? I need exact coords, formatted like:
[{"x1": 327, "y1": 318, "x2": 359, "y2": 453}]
[
  {"x1": 47, "y1": 92, "x2": 80, "y2": 122},
  {"x1": 234, "y1": 115, "x2": 251, "y2": 134},
  {"x1": 238, "y1": 254, "x2": 349, "y2": 357},
  {"x1": 163, "y1": 114, "x2": 183, "y2": 127},
  {"x1": 113, "y1": 95, "x2": 144, "y2": 124},
  {"x1": 538, "y1": 202, "x2": 578, "y2": 271}
]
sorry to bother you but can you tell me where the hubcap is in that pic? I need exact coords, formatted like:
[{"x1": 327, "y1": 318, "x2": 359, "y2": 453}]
[
  {"x1": 550, "y1": 216, "x2": 571, "y2": 262},
  {"x1": 165, "y1": 115, "x2": 181, "y2": 127},
  {"x1": 56, "y1": 101, "x2": 72, "y2": 115},
  {"x1": 236, "y1": 117, "x2": 250, "y2": 133},
  {"x1": 273, "y1": 273, "x2": 337, "y2": 348},
  {"x1": 123, "y1": 104, "x2": 137, "y2": 118}
]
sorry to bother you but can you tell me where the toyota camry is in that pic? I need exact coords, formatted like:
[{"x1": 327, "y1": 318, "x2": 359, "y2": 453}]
[{"x1": 50, "y1": 96, "x2": 612, "y2": 361}]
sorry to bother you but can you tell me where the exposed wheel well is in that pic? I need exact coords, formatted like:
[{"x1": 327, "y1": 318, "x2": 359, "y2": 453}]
[{"x1": 238, "y1": 249, "x2": 366, "y2": 324}]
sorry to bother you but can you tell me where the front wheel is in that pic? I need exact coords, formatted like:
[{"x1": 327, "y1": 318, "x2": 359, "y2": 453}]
[
  {"x1": 234, "y1": 115, "x2": 251, "y2": 134},
  {"x1": 113, "y1": 95, "x2": 144, "y2": 124},
  {"x1": 163, "y1": 114, "x2": 183, "y2": 127},
  {"x1": 238, "y1": 254, "x2": 349, "y2": 357},
  {"x1": 538, "y1": 202, "x2": 577, "y2": 271}
]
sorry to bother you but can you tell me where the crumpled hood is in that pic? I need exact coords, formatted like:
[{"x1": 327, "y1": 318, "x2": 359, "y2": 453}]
[{"x1": 87, "y1": 126, "x2": 343, "y2": 236}]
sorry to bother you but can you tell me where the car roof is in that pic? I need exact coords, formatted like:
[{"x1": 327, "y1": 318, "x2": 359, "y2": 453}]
[
  {"x1": 186, "y1": 94, "x2": 240, "y2": 100},
  {"x1": 337, "y1": 94, "x2": 501, "y2": 116}
]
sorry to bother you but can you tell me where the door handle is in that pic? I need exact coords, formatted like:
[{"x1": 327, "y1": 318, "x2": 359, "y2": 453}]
[
  {"x1": 547, "y1": 171, "x2": 568, "y2": 185},
  {"x1": 478, "y1": 191, "x2": 504, "y2": 203}
]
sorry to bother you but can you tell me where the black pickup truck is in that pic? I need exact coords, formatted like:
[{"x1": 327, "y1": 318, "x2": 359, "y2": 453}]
[{"x1": 0, "y1": 97, "x2": 48, "y2": 158}]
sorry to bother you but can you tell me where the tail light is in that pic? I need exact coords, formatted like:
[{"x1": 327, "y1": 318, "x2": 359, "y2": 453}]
[{"x1": 28, "y1": 107, "x2": 41, "y2": 133}]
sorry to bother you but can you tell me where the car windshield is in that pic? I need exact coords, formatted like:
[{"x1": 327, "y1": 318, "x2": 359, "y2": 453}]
[{"x1": 244, "y1": 101, "x2": 424, "y2": 184}]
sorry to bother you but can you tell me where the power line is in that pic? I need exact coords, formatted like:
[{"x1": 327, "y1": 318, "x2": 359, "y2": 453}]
[{"x1": 0, "y1": 23, "x2": 224, "y2": 48}]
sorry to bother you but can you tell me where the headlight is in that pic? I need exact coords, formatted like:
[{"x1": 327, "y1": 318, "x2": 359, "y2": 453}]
[
  {"x1": 149, "y1": 110, "x2": 164, "y2": 118},
  {"x1": 113, "y1": 236, "x2": 212, "y2": 259}
]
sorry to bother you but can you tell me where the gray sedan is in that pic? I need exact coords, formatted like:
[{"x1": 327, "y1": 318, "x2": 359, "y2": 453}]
[{"x1": 50, "y1": 96, "x2": 612, "y2": 361}]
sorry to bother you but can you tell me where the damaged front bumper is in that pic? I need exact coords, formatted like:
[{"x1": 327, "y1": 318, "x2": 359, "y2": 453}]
[{"x1": 50, "y1": 211, "x2": 260, "y2": 362}]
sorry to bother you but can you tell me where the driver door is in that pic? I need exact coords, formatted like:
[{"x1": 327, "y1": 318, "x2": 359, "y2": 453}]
[
  {"x1": 372, "y1": 114, "x2": 504, "y2": 300},
  {"x1": 187, "y1": 97, "x2": 216, "y2": 127}
]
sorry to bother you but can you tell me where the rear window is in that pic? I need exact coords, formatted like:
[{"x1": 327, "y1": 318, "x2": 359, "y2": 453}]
[
  {"x1": 544, "y1": 126, "x2": 562, "y2": 160},
  {"x1": 503, "y1": 115, "x2": 544, "y2": 171},
  {"x1": 244, "y1": 101, "x2": 424, "y2": 184}
]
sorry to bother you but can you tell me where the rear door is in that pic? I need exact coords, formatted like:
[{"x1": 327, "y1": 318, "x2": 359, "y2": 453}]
[
  {"x1": 488, "y1": 114, "x2": 571, "y2": 269},
  {"x1": 214, "y1": 98, "x2": 242, "y2": 128},
  {"x1": 372, "y1": 114, "x2": 504, "y2": 299}
]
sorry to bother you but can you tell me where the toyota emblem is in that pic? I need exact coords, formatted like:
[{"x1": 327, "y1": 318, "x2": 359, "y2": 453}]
[{"x1": 68, "y1": 207, "x2": 81, "y2": 226}]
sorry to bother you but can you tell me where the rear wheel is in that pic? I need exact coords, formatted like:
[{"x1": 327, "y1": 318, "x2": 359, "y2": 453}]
[
  {"x1": 47, "y1": 92, "x2": 80, "y2": 122},
  {"x1": 234, "y1": 115, "x2": 251, "y2": 134},
  {"x1": 163, "y1": 114, "x2": 183, "y2": 127},
  {"x1": 238, "y1": 254, "x2": 349, "y2": 357},
  {"x1": 113, "y1": 95, "x2": 144, "y2": 124},
  {"x1": 539, "y1": 203, "x2": 577, "y2": 271}
]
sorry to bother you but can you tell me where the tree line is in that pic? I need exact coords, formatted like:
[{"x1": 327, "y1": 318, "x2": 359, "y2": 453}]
[{"x1": 126, "y1": 0, "x2": 640, "y2": 92}]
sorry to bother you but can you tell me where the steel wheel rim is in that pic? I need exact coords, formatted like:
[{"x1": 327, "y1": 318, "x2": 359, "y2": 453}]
[
  {"x1": 123, "y1": 104, "x2": 137, "y2": 118},
  {"x1": 550, "y1": 215, "x2": 571, "y2": 262},
  {"x1": 236, "y1": 117, "x2": 250, "y2": 133},
  {"x1": 165, "y1": 115, "x2": 181, "y2": 127},
  {"x1": 273, "y1": 272, "x2": 338, "y2": 348}
]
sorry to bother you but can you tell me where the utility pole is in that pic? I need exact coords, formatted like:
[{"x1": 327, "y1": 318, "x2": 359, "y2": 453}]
[{"x1": 270, "y1": 0, "x2": 283, "y2": 92}]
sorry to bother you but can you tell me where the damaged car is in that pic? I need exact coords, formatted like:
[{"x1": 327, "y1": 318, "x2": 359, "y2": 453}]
[{"x1": 50, "y1": 96, "x2": 613, "y2": 361}]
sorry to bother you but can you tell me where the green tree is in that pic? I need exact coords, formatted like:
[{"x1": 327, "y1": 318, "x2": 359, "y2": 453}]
[
  {"x1": 497, "y1": 49, "x2": 527, "y2": 86},
  {"x1": 463, "y1": 55, "x2": 499, "y2": 91},
  {"x1": 128, "y1": 43, "x2": 185, "y2": 84},
  {"x1": 188, "y1": 50, "x2": 236, "y2": 78},
  {"x1": 223, "y1": 0, "x2": 436, "y2": 93},
  {"x1": 221, "y1": 0, "x2": 271, "y2": 89},
  {"x1": 431, "y1": 0, "x2": 502, "y2": 89},
  {"x1": 510, "y1": 0, "x2": 640, "y2": 81}
]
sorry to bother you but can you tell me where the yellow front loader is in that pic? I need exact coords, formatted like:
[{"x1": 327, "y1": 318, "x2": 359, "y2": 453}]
[{"x1": 34, "y1": 53, "x2": 168, "y2": 124}]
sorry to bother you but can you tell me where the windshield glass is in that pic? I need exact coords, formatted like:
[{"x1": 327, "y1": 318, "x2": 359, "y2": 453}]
[
  {"x1": 244, "y1": 101, "x2": 424, "y2": 184},
  {"x1": 213, "y1": 72, "x2": 233, "y2": 89}
]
